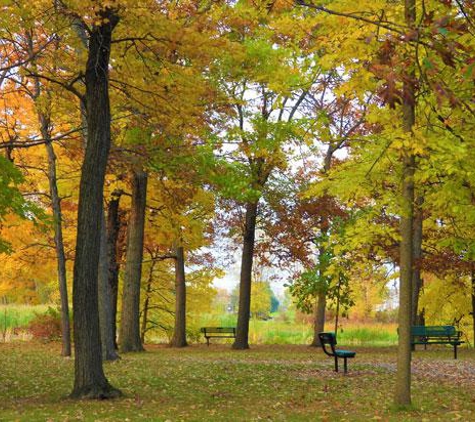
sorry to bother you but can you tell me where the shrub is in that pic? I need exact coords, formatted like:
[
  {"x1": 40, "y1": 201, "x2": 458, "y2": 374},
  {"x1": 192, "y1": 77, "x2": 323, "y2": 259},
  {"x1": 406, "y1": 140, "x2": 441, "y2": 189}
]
[{"x1": 27, "y1": 307, "x2": 62, "y2": 342}]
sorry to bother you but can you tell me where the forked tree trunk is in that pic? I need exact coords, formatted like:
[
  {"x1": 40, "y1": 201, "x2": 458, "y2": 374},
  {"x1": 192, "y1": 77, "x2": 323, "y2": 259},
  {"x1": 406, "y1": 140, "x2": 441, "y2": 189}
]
[
  {"x1": 233, "y1": 201, "x2": 258, "y2": 350},
  {"x1": 106, "y1": 192, "x2": 122, "y2": 348},
  {"x1": 98, "y1": 209, "x2": 120, "y2": 361},
  {"x1": 70, "y1": 12, "x2": 121, "y2": 399},
  {"x1": 411, "y1": 196, "x2": 424, "y2": 326},
  {"x1": 394, "y1": 0, "x2": 416, "y2": 407},
  {"x1": 170, "y1": 246, "x2": 187, "y2": 347},
  {"x1": 119, "y1": 170, "x2": 147, "y2": 353}
]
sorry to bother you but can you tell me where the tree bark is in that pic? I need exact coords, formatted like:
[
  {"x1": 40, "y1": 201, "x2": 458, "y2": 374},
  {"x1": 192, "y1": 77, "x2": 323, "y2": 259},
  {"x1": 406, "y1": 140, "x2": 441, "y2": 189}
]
[
  {"x1": 310, "y1": 289, "x2": 326, "y2": 346},
  {"x1": 311, "y1": 149, "x2": 333, "y2": 347},
  {"x1": 106, "y1": 192, "x2": 122, "y2": 349},
  {"x1": 70, "y1": 12, "x2": 121, "y2": 399},
  {"x1": 98, "y1": 209, "x2": 120, "y2": 361},
  {"x1": 471, "y1": 266, "x2": 475, "y2": 345},
  {"x1": 140, "y1": 258, "x2": 155, "y2": 344},
  {"x1": 119, "y1": 170, "x2": 148, "y2": 353},
  {"x1": 27, "y1": 29, "x2": 72, "y2": 358},
  {"x1": 394, "y1": 0, "x2": 416, "y2": 407},
  {"x1": 46, "y1": 141, "x2": 72, "y2": 357},
  {"x1": 170, "y1": 245, "x2": 188, "y2": 347},
  {"x1": 233, "y1": 201, "x2": 258, "y2": 350},
  {"x1": 411, "y1": 196, "x2": 424, "y2": 326}
]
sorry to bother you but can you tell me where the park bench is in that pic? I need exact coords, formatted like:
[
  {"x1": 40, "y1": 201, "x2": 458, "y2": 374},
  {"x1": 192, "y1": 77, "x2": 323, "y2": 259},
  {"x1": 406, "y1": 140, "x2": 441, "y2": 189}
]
[
  {"x1": 411, "y1": 325, "x2": 464, "y2": 359},
  {"x1": 200, "y1": 327, "x2": 236, "y2": 346},
  {"x1": 318, "y1": 332, "x2": 356, "y2": 374}
]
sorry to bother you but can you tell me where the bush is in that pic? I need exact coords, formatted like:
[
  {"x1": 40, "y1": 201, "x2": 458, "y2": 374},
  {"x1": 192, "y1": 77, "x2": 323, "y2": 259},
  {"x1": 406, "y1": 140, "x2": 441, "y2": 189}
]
[{"x1": 27, "y1": 307, "x2": 62, "y2": 342}]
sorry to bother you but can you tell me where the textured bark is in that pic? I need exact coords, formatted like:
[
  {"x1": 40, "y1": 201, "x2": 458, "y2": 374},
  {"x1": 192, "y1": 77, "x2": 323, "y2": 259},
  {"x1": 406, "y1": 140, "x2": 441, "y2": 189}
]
[
  {"x1": 106, "y1": 193, "x2": 122, "y2": 348},
  {"x1": 411, "y1": 196, "x2": 424, "y2": 326},
  {"x1": 70, "y1": 13, "x2": 121, "y2": 399},
  {"x1": 233, "y1": 201, "x2": 258, "y2": 350},
  {"x1": 170, "y1": 246, "x2": 188, "y2": 348},
  {"x1": 395, "y1": 0, "x2": 416, "y2": 407},
  {"x1": 98, "y1": 209, "x2": 120, "y2": 361},
  {"x1": 119, "y1": 170, "x2": 148, "y2": 353}
]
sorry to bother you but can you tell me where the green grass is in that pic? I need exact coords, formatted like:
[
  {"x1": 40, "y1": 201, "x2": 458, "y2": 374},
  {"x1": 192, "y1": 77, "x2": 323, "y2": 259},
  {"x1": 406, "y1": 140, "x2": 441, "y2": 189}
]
[
  {"x1": 0, "y1": 304, "x2": 50, "y2": 330},
  {"x1": 0, "y1": 342, "x2": 474, "y2": 421},
  {"x1": 191, "y1": 313, "x2": 398, "y2": 347}
]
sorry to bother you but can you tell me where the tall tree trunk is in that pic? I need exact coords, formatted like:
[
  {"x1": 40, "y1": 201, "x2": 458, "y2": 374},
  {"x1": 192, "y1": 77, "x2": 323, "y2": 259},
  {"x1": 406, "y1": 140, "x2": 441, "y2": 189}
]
[
  {"x1": 98, "y1": 209, "x2": 120, "y2": 361},
  {"x1": 233, "y1": 201, "x2": 258, "y2": 350},
  {"x1": 119, "y1": 170, "x2": 148, "y2": 353},
  {"x1": 171, "y1": 245, "x2": 187, "y2": 347},
  {"x1": 140, "y1": 259, "x2": 155, "y2": 344},
  {"x1": 26, "y1": 29, "x2": 72, "y2": 358},
  {"x1": 311, "y1": 149, "x2": 333, "y2": 347},
  {"x1": 70, "y1": 13, "x2": 121, "y2": 399},
  {"x1": 394, "y1": 0, "x2": 416, "y2": 407},
  {"x1": 411, "y1": 196, "x2": 424, "y2": 326},
  {"x1": 471, "y1": 266, "x2": 475, "y2": 345},
  {"x1": 46, "y1": 141, "x2": 72, "y2": 357},
  {"x1": 106, "y1": 192, "x2": 122, "y2": 348}
]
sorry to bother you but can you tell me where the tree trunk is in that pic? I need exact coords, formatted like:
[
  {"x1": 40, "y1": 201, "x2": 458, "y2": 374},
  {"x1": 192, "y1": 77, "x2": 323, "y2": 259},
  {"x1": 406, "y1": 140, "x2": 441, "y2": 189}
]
[
  {"x1": 411, "y1": 196, "x2": 424, "y2": 326},
  {"x1": 471, "y1": 266, "x2": 475, "y2": 345},
  {"x1": 119, "y1": 170, "x2": 148, "y2": 353},
  {"x1": 310, "y1": 290, "x2": 326, "y2": 346},
  {"x1": 106, "y1": 192, "x2": 122, "y2": 349},
  {"x1": 171, "y1": 245, "x2": 188, "y2": 347},
  {"x1": 27, "y1": 30, "x2": 72, "y2": 358},
  {"x1": 394, "y1": 0, "x2": 416, "y2": 407},
  {"x1": 45, "y1": 133, "x2": 71, "y2": 357},
  {"x1": 233, "y1": 201, "x2": 258, "y2": 350},
  {"x1": 98, "y1": 209, "x2": 120, "y2": 361},
  {"x1": 140, "y1": 259, "x2": 155, "y2": 344},
  {"x1": 70, "y1": 13, "x2": 121, "y2": 399}
]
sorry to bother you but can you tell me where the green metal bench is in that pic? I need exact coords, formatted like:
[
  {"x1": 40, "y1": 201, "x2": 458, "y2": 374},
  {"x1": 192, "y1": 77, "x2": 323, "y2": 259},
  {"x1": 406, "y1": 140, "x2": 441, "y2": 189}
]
[
  {"x1": 318, "y1": 332, "x2": 356, "y2": 373},
  {"x1": 200, "y1": 327, "x2": 236, "y2": 346},
  {"x1": 411, "y1": 325, "x2": 464, "y2": 359}
]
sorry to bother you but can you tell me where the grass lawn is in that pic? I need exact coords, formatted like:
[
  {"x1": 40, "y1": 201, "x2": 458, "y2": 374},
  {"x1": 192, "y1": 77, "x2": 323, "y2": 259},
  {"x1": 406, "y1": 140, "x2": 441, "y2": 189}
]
[{"x1": 0, "y1": 342, "x2": 474, "y2": 421}]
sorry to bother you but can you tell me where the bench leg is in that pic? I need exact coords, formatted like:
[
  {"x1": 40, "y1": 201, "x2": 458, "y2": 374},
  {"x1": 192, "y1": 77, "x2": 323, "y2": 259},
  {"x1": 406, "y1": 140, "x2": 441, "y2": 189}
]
[
  {"x1": 343, "y1": 357, "x2": 348, "y2": 374},
  {"x1": 206, "y1": 337, "x2": 210, "y2": 346},
  {"x1": 454, "y1": 344, "x2": 458, "y2": 359},
  {"x1": 334, "y1": 356, "x2": 338, "y2": 372}
]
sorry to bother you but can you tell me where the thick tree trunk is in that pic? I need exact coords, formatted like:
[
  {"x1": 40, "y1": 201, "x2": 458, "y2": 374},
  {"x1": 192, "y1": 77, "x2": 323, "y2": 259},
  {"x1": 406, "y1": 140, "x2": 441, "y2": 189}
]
[
  {"x1": 170, "y1": 246, "x2": 188, "y2": 347},
  {"x1": 394, "y1": 0, "x2": 416, "y2": 407},
  {"x1": 233, "y1": 201, "x2": 258, "y2": 350},
  {"x1": 310, "y1": 290, "x2": 326, "y2": 347},
  {"x1": 45, "y1": 133, "x2": 71, "y2": 357},
  {"x1": 98, "y1": 209, "x2": 120, "y2": 361},
  {"x1": 70, "y1": 13, "x2": 121, "y2": 399},
  {"x1": 119, "y1": 170, "x2": 148, "y2": 353},
  {"x1": 106, "y1": 192, "x2": 122, "y2": 348},
  {"x1": 411, "y1": 196, "x2": 424, "y2": 326}
]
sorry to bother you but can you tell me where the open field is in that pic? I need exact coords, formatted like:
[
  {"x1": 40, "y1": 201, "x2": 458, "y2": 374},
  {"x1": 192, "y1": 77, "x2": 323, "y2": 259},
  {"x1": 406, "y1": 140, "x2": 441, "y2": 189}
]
[{"x1": 0, "y1": 342, "x2": 474, "y2": 421}]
